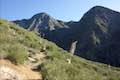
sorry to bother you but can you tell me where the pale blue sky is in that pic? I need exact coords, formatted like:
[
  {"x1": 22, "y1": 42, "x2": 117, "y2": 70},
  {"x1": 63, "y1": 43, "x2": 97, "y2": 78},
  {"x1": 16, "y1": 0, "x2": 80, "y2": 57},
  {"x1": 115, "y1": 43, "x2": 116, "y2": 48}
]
[{"x1": 0, "y1": 0, "x2": 120, "y2": 21}]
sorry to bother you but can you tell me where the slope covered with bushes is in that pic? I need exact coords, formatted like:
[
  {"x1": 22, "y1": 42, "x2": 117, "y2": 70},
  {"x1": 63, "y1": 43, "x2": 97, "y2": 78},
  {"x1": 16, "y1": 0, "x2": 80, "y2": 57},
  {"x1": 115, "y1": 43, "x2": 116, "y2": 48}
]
[{"x1": 0, "y1": 19, "x2": 120, "y2": 80}]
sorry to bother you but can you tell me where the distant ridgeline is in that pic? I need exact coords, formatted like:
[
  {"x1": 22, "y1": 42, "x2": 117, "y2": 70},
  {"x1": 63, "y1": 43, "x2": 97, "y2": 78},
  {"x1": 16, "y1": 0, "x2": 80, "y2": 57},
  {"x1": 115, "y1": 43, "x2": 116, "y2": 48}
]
[{"x1": 14, "y1": 6, "x2": 120, "y2": 67}]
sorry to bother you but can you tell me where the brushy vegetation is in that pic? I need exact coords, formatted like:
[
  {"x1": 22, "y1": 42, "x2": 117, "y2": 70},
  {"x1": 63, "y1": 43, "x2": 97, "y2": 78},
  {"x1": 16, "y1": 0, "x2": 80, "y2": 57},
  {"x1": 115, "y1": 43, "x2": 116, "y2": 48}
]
[
  {"x1": 0, "y1": 19, "x2": 120, "y2": 80},
  {"x1": 0, "y1": 19, "x2": 43, "y2": 64},
  {"x1": 6, "y1": 43, "x2": 27, "y2": 64},
  {"x1": 41, "y1": 50, "x2": 120, "y2": 80}
]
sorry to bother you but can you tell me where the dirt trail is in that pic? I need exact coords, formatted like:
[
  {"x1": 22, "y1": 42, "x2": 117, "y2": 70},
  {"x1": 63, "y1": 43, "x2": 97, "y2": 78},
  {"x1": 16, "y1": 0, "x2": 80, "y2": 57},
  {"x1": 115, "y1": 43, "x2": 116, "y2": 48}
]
[{"x1": 0, "y1": 59, "x2": 42, "y2": 80}]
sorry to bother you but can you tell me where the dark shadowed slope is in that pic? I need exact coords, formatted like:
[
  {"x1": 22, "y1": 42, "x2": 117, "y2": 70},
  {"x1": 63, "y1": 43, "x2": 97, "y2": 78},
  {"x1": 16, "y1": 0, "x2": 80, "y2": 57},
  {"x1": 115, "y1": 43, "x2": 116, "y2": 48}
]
[{"x1": 71, "y1": 6, "x2": 120, "y2": 67}]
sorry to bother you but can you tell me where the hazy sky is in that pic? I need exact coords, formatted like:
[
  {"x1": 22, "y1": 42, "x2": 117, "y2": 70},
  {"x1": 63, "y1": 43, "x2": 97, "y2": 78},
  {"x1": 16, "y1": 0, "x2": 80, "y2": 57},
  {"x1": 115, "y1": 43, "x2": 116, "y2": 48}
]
[{"x1": 0, "y1": 0, "x2": 120, "y2": 21}]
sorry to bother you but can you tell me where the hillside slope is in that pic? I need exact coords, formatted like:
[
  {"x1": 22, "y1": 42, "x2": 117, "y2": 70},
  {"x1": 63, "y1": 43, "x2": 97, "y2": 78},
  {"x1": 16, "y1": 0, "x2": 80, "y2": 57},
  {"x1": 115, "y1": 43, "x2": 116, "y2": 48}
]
[{"x1": 0, "y1": 19, "x2": 120, "y2": 80}]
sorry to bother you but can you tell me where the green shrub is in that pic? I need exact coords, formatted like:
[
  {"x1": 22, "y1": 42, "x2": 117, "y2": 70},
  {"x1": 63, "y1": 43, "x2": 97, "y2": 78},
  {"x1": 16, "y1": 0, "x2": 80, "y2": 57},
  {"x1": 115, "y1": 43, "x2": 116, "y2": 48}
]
[{"x1": 6, "y1": 44, "x2": 27, "y2": 64}]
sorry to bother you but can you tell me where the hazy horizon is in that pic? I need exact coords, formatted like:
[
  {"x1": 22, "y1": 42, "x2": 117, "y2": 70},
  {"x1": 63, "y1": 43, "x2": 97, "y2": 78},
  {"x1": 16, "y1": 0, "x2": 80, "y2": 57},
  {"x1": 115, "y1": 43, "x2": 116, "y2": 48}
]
[{"x1": 0, "y1": 0, "x2": 120, "y2": 21}]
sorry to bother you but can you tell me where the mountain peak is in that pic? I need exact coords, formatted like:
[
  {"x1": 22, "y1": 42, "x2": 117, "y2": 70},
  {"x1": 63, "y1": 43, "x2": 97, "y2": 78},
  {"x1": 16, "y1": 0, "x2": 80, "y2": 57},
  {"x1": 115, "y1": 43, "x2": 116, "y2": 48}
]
[
  {"x1": 88, "y1": 6, "x2": 116, "y2": 14},
  {"x1": 92, "y1": 6, "x2": 106, "y2": 10},
  {"x1": 38, "y1": 12, "x2": 50, "y2": 16},
  {"x1": 32, "y1": 12, "x2": 51, "y2": 19}
]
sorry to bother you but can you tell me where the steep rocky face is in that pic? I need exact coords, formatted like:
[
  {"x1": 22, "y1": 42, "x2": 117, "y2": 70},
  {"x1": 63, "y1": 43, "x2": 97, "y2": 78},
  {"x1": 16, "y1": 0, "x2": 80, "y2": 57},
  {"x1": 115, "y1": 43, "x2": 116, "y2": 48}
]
[{"x1": 14, "y1": 6, "x2": 120, "y2": 66}]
